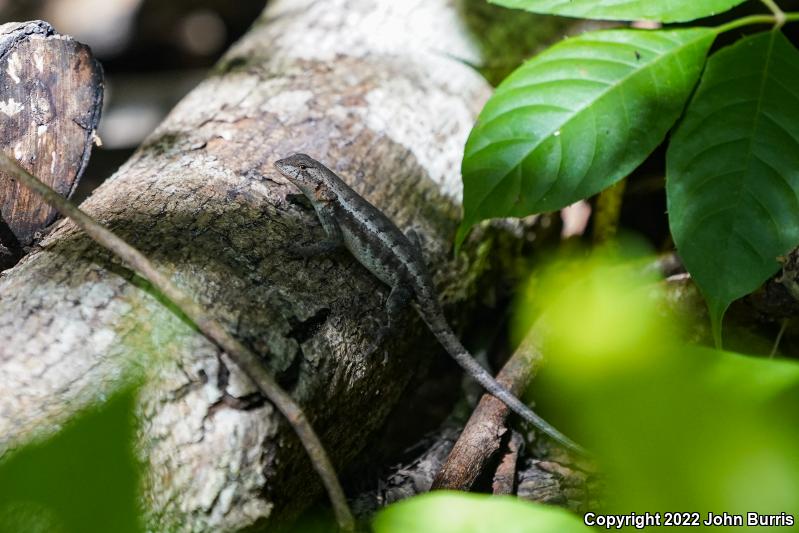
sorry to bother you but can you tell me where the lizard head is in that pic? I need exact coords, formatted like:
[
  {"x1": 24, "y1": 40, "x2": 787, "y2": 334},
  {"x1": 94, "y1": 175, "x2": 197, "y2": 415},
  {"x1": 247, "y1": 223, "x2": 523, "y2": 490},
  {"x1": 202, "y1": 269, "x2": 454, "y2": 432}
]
[{"x1": 274, "y1": 153, "x2": 325, "y2": 196}]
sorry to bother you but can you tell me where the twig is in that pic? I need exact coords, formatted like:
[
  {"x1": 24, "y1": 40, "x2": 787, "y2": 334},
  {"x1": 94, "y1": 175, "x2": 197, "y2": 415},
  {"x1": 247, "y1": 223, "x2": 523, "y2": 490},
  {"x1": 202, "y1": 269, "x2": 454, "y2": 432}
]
[
  {"x1": 0, "y1": 153, "x2": 354, "y2": 532},
  {"x1": 770, "y1": 319, "x2": 789, "y2": 358},
  {"x1": 432, "y1": 327, "x2": 545, "y2": 490}
]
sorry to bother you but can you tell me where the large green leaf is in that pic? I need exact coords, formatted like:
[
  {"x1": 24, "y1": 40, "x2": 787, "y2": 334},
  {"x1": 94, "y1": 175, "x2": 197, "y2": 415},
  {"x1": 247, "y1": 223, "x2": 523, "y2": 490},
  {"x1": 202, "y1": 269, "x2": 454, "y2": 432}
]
[
  {"x1": 490, "y1": 0, "x2": 746, "y2": 23},
  {"x1": 373, "y1": 492, "x2": 588, "y2": 533},
  {"x1": 667, "y1": 31, "x2": 799, "y2": 345},
  {"x1": 0, "y1": 387, "x2": 142, "y2": 533},
  {"x1": 458, "y1": 29, "x2": 714, "y2": 247},
  {"x1": 531, "y1": 251, "x2": 799, "y2": 514}
]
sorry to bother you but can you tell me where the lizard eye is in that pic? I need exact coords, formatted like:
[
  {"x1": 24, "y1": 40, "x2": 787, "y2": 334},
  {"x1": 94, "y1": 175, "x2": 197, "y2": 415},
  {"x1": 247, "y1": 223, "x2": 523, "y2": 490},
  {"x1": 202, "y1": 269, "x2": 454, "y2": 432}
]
[{"x1": 299, "y1": 164, "x2": 307, "y2": 170}]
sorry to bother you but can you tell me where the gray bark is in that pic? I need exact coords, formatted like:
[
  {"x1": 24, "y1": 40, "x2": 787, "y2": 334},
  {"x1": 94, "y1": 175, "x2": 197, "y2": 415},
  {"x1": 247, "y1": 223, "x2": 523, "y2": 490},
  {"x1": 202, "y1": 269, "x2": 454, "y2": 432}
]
[{"x1": 0, "y1": 0, "x2": 500, "y2": 530}]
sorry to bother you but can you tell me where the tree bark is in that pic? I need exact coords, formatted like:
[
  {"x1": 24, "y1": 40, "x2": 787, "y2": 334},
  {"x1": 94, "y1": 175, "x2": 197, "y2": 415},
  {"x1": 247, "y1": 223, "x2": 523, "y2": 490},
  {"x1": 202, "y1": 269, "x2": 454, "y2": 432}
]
[{"x1": 0, "y1": 0, "x2": 500, "y2": 530}]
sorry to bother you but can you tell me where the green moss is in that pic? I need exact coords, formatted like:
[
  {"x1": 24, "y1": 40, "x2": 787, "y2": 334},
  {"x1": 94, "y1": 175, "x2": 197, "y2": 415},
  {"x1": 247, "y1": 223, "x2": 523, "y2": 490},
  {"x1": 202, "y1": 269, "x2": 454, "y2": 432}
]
[
  {"x1": 114, "y1": 277, "x2": 203, "y2": 378},
  {"x1": 457, "y1": 0, "x2": 577, "y2": 85}
]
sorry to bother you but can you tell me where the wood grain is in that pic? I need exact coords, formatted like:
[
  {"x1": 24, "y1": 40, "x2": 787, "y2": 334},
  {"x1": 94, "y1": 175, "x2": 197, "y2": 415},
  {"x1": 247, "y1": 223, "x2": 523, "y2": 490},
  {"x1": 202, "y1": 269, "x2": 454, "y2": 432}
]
[{"x1": 0, "y1": 20, "x2": 102, "y2": 266}]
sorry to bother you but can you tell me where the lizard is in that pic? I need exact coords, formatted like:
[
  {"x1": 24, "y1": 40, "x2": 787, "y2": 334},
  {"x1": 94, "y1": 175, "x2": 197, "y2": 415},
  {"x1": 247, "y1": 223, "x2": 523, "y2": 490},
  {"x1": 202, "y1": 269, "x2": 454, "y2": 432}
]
[{"x1": 274, "y1": 153, "x2": 586, "y2": 455}]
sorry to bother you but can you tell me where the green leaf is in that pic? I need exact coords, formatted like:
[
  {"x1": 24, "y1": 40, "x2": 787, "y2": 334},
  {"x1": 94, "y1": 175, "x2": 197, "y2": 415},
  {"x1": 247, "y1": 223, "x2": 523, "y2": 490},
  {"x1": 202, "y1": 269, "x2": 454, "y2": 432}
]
[
  {"x1": 458, "y1": 29, "x2": 714, "y2": 248},
  {"x1": 529, "y1": 252, "x2": 799, "y2": 514},
  {"x1": 489, "y1": 0, "x2": 746, "y2": 23},
  {"x1": 666, "y1": 31, "x2": 799, "y2": 345},
  {"x1": 0, "y1": 387, "x2": 142, "y2": 533},
  {"x1": 373, "y1": 492, "x2": 589, "y2": 533}
]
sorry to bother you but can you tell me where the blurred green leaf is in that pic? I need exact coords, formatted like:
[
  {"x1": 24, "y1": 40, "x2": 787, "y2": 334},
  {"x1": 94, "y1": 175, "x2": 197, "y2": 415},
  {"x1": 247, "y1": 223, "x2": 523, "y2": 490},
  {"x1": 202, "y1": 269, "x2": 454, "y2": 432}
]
[
  {"x1": 458, "y1": 29, "x2": 713, "y2": 247},
  {"x1": 667, "y1": 31, "x2": 799, "y2": 346},
  {"x1": 533, "y1": 251, "x2": 799, "y2": 517},
  {"x1": 375, "y1": 248, "x2": 799, "y2": 529},
  {"x1": 488, "y1": 0, "x2": 746, "y2": 23},
  {"x1": 522, "y1": 249, "x2": 667, "y2": 376},
  {"x1": 567, "y1": 346, "x2": 799, "y2": 515},
  {"x1": 373, "y1": 491, "x2": 588, "y2": 533},
  {"x1": 0, "y1": 387, "x2": 142, "y2": 533}
]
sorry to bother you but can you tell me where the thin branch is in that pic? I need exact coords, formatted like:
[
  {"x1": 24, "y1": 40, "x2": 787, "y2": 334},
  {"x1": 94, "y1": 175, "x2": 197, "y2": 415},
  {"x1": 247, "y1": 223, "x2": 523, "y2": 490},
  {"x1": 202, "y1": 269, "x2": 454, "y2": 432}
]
[
  {"x1": 0, "y1": 153, "x2": 354, "y2": 532},
  {"x1": 770, "y1": 319, "x2": 789, "y2": 358},
  {"x1": 761, "y1": 0, "x2": 787, "y2": 28},
  {"x1": 432, "y1": 324, "x2": 546, "y2": 490}
]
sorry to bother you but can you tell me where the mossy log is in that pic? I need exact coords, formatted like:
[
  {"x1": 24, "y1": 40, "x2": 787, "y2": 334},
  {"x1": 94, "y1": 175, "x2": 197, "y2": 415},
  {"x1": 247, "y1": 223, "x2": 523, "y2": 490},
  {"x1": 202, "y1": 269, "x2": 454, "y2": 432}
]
[{"x1": 0, "y1": 1, "x2": 523, "y2": 530}]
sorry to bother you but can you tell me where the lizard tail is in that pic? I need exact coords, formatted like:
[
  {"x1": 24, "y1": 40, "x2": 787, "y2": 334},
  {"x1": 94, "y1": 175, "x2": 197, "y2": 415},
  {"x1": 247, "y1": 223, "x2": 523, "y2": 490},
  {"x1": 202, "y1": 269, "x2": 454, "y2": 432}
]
[{"x1": 419, "y1": 307, "x2": 588, "y2": 456}]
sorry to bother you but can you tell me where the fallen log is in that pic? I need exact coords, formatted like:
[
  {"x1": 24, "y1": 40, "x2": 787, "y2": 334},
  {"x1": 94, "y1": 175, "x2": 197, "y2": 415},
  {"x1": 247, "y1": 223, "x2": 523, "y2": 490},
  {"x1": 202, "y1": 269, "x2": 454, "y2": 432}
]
[{"x1": 0, "y1": 0, "x2": 508, "y2": 529}]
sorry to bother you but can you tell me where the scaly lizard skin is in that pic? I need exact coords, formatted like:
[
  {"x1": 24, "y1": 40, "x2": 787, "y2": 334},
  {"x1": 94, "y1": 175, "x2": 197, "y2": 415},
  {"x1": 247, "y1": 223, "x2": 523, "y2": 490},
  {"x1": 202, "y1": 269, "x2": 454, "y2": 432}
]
[{"x1": 274, "y1": 153, "x2": 585, "y2": 454}]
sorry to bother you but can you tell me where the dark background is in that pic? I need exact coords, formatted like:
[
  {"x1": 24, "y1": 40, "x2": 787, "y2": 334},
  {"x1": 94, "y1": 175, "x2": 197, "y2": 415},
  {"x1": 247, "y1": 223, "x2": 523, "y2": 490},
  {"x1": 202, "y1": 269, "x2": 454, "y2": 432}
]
[{"x1": 1, "y1": 0, "x2": 267, "y2": 202}]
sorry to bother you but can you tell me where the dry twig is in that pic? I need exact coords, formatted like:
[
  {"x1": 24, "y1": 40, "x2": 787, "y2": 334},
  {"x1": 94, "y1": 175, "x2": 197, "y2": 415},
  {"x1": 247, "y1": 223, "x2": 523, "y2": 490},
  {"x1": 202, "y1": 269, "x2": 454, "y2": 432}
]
[{"x1": 432, "y1": 329, "x2": 544, "y2": 490}]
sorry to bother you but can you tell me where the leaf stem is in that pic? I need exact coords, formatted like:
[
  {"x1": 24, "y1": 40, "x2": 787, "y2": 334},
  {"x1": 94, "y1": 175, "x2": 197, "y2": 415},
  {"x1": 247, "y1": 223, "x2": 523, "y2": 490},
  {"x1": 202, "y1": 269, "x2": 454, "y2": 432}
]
[
  {"x1": 761, "y1": 0, "x2": 786, "y2": 28},
  {"x1": 0, "y1": 153, "x2": 355, "y2": 532},
  {"x1": 715, "y1": 12, "x2": 799, "y2": 34}
]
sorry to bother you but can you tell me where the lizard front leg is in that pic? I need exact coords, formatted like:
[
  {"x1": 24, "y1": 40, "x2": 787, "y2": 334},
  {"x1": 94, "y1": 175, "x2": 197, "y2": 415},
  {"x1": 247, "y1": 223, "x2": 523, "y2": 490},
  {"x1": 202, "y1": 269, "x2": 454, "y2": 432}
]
[
  {"x1": 288, "y1": 239, "x2": 340, "y2": 258},
  {"x1": 404, "y1": 227, "x2": 424, "y2": 252},
  {"x1": 289, "y1": 202, "x2": 343, "y2": 258}
]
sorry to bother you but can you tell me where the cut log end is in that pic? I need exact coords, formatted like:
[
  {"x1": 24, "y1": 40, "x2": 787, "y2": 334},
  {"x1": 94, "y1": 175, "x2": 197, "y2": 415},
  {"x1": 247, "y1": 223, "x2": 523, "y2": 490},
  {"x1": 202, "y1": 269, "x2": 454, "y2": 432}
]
[{"x1": 0, "y1": 20, "x2": 103, "y2": 267}]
